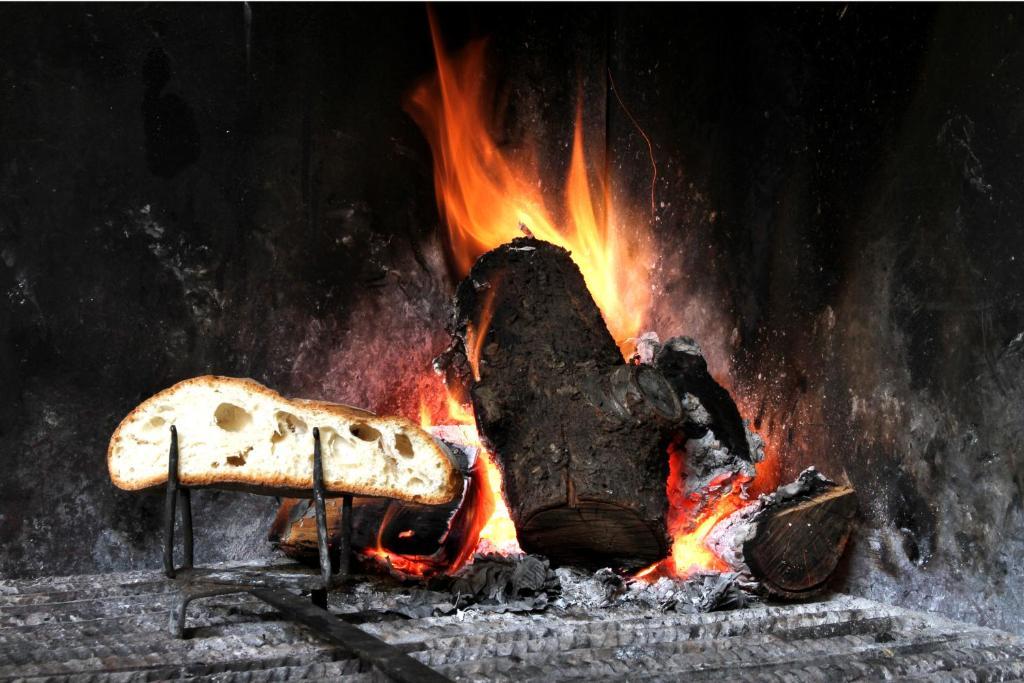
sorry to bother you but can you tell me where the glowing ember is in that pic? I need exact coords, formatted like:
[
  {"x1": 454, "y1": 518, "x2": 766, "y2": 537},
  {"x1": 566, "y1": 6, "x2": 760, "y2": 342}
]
[
  {"x1": 637, "y1": 435, "x2": 782, "y2": 581},
  {"x1": 405, "y1": 14, "x2": 654, "y2": 353}
]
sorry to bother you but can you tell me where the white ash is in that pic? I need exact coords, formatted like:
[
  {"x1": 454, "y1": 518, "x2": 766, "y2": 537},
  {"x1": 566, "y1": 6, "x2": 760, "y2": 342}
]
[
  {"x1": 380, "y1": 555, "x2": 760, "y2": 619},
  {"x1": 553, "y1": 567, "x2": 626, "y2": 608},
  {"x1": 619, "y1": 572, "x2": 759, "y2": 613},
  {"x1": 635, "y1": 331, "x2": 663, "y2": 365}
]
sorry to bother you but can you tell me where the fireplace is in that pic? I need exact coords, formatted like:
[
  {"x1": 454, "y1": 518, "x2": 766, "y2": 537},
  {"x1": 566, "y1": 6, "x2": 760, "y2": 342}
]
[{"x1": 2, "y1": 2, "x2": 1024, "y2": 680}]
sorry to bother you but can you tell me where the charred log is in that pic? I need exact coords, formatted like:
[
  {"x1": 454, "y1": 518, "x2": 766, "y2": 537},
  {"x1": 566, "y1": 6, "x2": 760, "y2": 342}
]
[
  {"x1": 438, "y1": 238, "x2": 683, "y2": 569},
  {"x1": 707, "y1": 469, "x2": 857, "y2": 597},
  {"x1": 270, "y1": 437, "x2": 487, "y2": 575},
  {"x1": 639, "y1": 335, "x2": 764, "y2": 514}
]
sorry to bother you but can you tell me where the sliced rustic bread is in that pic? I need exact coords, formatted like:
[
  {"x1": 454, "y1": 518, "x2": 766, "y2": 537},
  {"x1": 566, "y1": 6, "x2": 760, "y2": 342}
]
[{"x1": 107, "y1": 376, "x2": 460, "y2": 505}]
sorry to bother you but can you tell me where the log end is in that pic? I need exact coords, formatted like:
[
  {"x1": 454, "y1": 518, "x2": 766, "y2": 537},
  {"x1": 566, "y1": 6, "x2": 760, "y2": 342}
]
[
  {"x1": 744, "y1": 485, "x2": 858, "y2": 598},
  {"x1": 519, "y1": 501, "x2": 669, "y2": 570}
]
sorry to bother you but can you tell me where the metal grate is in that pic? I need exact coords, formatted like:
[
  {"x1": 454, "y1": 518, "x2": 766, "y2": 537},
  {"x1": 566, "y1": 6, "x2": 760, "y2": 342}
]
[{"x1": 2, "y1": 565, "x2": 1023, "y2": 681}]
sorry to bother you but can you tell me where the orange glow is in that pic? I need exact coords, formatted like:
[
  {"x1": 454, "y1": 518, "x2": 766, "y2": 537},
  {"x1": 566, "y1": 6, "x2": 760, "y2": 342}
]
[
  {"x1": 638, "y1": 428, "x2": 783, "y2": 581},
  {"x1": 364, "y1": 384, "x2": 522, "y2": 577},
  {"x1": 422, "y1": 388, "x2": 522, "y2": 557},
  {"x1": 473, "y1": 449, "x2": 520, "y2": 554},
  {"x1": 406, "y1": 16, "x2": 653, "y2": 353}
]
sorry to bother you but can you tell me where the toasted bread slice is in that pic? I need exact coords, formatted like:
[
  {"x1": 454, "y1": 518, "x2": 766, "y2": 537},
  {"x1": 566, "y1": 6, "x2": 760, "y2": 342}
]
[{"x1": 107, "y1": 376, "x2": 460, "y2": 505}]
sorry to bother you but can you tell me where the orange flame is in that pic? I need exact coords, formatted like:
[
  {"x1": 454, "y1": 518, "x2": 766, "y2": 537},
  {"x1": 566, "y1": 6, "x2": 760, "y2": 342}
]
[
  {"x1": 365, "y1": 381, "x2": 522, "y2": 577},
  {"x1": 637, "y1": 431, "x2": 782, "y2": 581},
  {"x1": 423, "y1": 389, "x2": 522, "y2": 558},
  {"x1": 406, "y1": 17, "x2": 653, "y2": 353},
  {"x1": 400, "y1": 17, "x2": 783, "y2": 582},
  {"x1": 466, "y1": 286, "x2": 497, "y2": 382}
]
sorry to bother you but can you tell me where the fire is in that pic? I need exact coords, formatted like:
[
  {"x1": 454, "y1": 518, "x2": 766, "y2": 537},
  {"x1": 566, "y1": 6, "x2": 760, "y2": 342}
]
[
  {"x1": 637, "y1": 434, "x2": 782, "y2": 581},
  {"x1": 465, "y1": 287, "x2": 497, "y2": 382},
  {"x1": 367, "y1": 381, "x2": 522, "y2": 576},
  {"x1": 420, "y1": 389, "x2": 522, "y2": 558},
  {"x1": 405, "y1": 15, "x2": 653, "y2": 352},
  {"x1": 382, "y1": 16, "x2": 782, "y2": 582}
]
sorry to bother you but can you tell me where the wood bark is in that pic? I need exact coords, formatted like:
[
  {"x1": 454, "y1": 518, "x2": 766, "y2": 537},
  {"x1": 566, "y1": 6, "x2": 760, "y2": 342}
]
[
  {"x1": 437, "y1": 237, "x2": 684, "y2": 569},
  {"x1": 707, "y1": 469, "x2": 857, "y2": 597}
]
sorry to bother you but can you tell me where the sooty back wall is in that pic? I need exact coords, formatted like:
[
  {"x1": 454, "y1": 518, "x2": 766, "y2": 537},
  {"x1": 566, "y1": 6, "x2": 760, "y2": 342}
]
[{"x1": 1, "y1": 3, "x2": 1022, "y2": 633}]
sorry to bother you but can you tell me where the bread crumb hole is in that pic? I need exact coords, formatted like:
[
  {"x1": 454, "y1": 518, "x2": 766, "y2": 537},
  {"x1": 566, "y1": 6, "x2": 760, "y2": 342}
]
[
  {"x1": 350, "y1": 422, "x2": 381, "y2": 442},
  {"x1": 407, "y1": 476, "x2": 425, "y2": 489},
  {"x1": 143, "y1": 416, "x2": 166, "y2": 432},
  {"x1": 272, "y1": 411, "x2": 307, "y2": 443},
  {"x1": 394, "y1": 433, "x2": 414, "y2": 457},
  {"x1": 226, "y1": 447, "x2": 251, "y2": 467},
  {"x1": 215, "y1": 403, "x2": 252, "y2": 432}
]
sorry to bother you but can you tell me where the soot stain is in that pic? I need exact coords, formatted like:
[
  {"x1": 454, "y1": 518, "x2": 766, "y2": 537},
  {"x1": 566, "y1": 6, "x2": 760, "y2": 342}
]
[{"x1": 141, "y1": 49, "x2": 200, "y2": 178}]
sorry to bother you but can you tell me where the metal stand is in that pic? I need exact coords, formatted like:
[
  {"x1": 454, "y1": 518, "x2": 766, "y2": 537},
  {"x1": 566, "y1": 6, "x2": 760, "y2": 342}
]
[
  {"x1": 163, "y1": 426, "x2": 192, "y2": 579},
  {"x1": 163, "y1": 425, "x2": 355, "y2": 633}
]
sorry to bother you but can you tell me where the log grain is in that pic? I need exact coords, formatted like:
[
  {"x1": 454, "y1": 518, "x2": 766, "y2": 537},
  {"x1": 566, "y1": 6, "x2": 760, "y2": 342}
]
[{"x1": 707, "y1": 469, "x2": 857, "y2": 597}]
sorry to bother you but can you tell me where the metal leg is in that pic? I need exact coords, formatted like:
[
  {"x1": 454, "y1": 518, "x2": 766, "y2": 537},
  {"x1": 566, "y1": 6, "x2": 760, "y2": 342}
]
[
  {"x1": 169, "y1": 584, "x2": 253, "y2": 638},
  {"x1": 340, "y1": 494, "x2": 353, "y2": 577},
  {"x1": 164, "y1": 426, "x2": 179, "y2": 579},
  {"x1": 179, "y1": 486, "x2": 193, "y2": 570},
  {"x1": 312, "y1": 428, "x2": 332, "y2": 592}
]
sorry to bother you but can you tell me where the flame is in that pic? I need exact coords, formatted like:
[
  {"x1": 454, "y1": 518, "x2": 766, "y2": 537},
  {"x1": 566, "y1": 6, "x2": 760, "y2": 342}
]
[
  {"x1": 466, "y1": 287, "x2": 497, "y2": 382},
  {"x1": 364, "y1": 381, "x2": 522, "y2": 577},
  {"x1": 637, "y1": 430, "x2": 783, "y2": 581},
  {"x1": 422, "y1": 389, "x2": 522, "y2": 558},
  {"x1": 397, "y1": 16, "x2": 783, "y2": 582},
  {"x1": 406, "y1": 16, "x2": 653, "y2": 353}
]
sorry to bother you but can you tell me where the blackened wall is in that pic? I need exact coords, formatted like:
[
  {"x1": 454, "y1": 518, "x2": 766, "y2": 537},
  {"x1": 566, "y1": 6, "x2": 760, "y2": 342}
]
[{"x1": 2, "y1": 3, "x2": 1023, "y2": 633}]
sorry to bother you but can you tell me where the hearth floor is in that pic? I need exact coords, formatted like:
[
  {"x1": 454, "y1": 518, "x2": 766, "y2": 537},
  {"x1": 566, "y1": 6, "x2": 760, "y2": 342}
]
[{"x1": 1, "y1": 563, "x2": 1023, "y2": 682}]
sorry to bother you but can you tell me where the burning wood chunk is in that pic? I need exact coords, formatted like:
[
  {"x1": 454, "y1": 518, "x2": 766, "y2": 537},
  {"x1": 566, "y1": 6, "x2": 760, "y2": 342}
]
[
  {"x1": 706, "y1": 468, "x2": 858, "y2": 598},
  {"x1": 270, "y1": 437, "x2": 490, "y2": 576},
  {"x1": 438, "y1": 237, "x2": 683, "y2": 569},
  {"x1": 639, "y1": 334, "x2": 765, "y2": 511}
]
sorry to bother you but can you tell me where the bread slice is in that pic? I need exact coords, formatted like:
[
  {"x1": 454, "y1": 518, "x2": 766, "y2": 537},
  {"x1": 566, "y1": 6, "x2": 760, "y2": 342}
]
[{"x1": 108, "y1": 376, "x2": 460, "y2": 505}]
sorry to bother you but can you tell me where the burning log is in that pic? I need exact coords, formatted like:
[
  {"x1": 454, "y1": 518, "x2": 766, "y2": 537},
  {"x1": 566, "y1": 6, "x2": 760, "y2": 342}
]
[
  {"x1": 638, "y1": 335, "x2": 764, "y2": 515},
  {"x1": 270, "y1": 434, "x2": 491, "y2": 576},
  {"x1": 707, "y1": 469, "x2": 857, "y2": 597},
  {"x1": 437, "y1": 237, "x2": 683, "y2": 569}
]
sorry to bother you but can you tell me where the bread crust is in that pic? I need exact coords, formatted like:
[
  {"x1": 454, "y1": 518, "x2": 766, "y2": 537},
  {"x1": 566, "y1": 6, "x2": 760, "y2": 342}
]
[{"x1": 107, "y1": 376, "x2": 460, "y2": 505}]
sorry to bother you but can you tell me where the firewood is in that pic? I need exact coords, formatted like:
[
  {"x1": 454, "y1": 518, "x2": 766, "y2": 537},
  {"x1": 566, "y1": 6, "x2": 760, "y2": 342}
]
[
  {"x1": 270, "y1": 437, "x2": 487, "y2": 575},
  {"x1": 436, "y1": 237, "x2": 684, "y2": 569},
  {"x1": 706, "y1": 469, "x2": 857, "y2": 597},
  {"x1": 639, "y1": 336, "x2": 764, "y2": 516}
]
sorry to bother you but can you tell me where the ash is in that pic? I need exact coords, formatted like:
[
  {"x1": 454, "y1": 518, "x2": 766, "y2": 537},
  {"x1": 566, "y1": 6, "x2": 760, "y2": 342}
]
[{"x1": 358, "y1": 553, "x2": 759, "y2": 620}]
